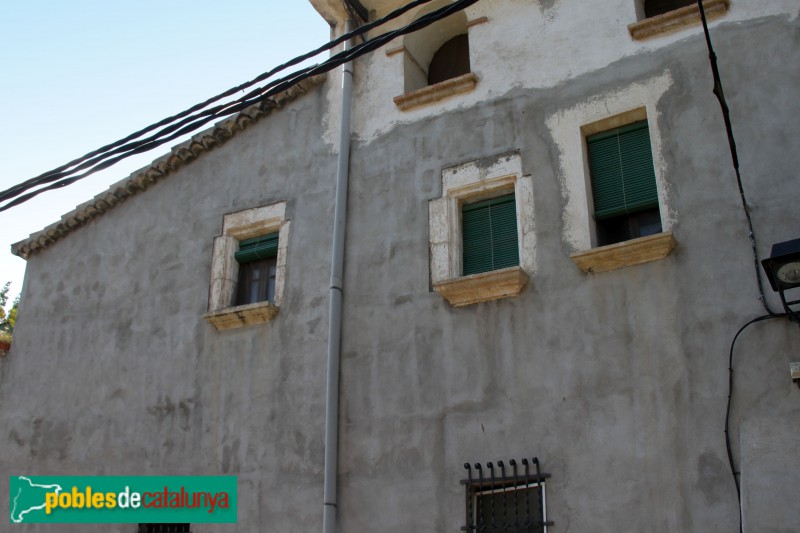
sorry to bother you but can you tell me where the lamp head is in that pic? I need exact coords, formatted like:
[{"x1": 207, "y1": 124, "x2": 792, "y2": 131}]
[{"x1": 762, "y1": 238, "x2": 800, "y2": 292}]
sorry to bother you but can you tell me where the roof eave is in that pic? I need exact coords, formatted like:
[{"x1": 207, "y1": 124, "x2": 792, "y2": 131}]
[{"x1": 11, "y1": 74, "x2": 327, "y2": 260}]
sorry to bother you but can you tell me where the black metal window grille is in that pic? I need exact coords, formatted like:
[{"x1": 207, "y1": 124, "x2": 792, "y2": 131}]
[
  {"x1": 137, "y1": 525, "x2": 191, "y2": 533},
  {"x1": 462, "y1": 457, "x2": 552, "y2": 533}
]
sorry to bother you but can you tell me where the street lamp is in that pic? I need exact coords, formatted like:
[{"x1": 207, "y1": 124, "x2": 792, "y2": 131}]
[{"x1": 762, "y1": 238, "x2": 800, "y2": 322}]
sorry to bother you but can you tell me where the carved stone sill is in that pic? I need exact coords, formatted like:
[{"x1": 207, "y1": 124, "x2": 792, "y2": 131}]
[
  {"x1": 628, "y1": 0, "x2": 729, "y2": 40},
  {"x1": 433, "y1": 266, "x2": 529, "y2": 307},
  {"x1": 394, "y1": 73, "x2": 478, "y2": 111},
  {"x1": 204, "y1": 301, "x2": 278, "y2": 331},
  {"x1": 570, "y1": 232, "x2": 677, "y2": 274}
]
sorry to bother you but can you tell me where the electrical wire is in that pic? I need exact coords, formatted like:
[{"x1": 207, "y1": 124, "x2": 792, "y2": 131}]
[
  {"x1": 724, "y1": 312, "x2": 785, "y2": 533},
  {"x1": 0, "y1": 0, "x2": 436, "y2": 204},
  {"x1": 0, "y1": 0, "x2": 438, "y2": 206},
  {"x1": 344, "y1": 0, "x2": 369, "y2": 45},
  {"x1": 697, "y1": 0, "x2": 776, "y2": 316},
  {"x1": 1, "y1": 0, "x2": 472, "y2": 211}
]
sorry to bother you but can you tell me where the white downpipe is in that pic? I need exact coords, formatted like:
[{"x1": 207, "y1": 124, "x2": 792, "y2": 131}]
[{"x1": 323, "y1": 19, "x2": 355, "y2": 533}]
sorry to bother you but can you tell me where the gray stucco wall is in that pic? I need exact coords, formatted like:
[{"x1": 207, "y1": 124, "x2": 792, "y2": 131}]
[
  {"x1": 336, "y1": 14, "x2": 800, "y2": 533},
  {"x1": 2, "y1": 85, "x2": 337, "y2": 532},
  {"x1": 3, "y1": 11, "x2": 799, "y2": 533}
]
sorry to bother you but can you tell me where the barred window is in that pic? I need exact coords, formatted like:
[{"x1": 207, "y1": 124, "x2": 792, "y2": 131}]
[
  {"x1": 138, "y1": 525, "x2": 191, "y2": 533},
  {"x1": 462, "y1": 457, "x2": 551, "y2": 533}
]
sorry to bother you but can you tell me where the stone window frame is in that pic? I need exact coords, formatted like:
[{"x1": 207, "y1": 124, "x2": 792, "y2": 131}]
[
  {"x1": 546, "y1": 75, "x2": 679, "y2": 274},
  {"x1": 429, "y1": 152, "x2": 534, "y2": 307},
  {"x1": 204, "y1": 201, "x2": 290, "y2": 331},
  {"x1": 628, "y1": 0, "x2": 730, "y2": 40},
  {"x1": 571, "y1": 107, "x2": 676, "y2": 273}
]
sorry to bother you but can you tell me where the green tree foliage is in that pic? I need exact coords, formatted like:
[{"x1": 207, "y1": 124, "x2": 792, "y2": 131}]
[{"x1": 0, "y1": 282, "x2": 19, "y2": 339}]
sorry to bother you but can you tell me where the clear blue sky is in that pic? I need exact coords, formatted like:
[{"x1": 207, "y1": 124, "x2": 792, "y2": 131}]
[{"x1": 0, "y1": 1, "x2": 330, "y2": 306}]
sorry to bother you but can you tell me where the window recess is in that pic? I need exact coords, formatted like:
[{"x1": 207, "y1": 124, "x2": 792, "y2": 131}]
[
  {"x1": 234, "y1": 233, "x2": 278, "y2": 306},
  {"x1": 462, "y1": 194, "x2": 520, "y2": 276},
  {"x1": 429, "y1": 152, "x2": 534, "y2": 307},
  {"x1": 393, "y1": 4, "x2": 477, "y2": 111},
  {"x1": 588, "y1": 120, "x2": 662, "y2": 246},
  {"x1": 427, "y1": 34, "x2": 470, "y2": 86},
  {"x1": 644, "y1": 0, "x2": 695, "y2": 18},
  {"x1": 204, "y1": 201, "x2": 288, "y2": 331},
  {"x1": 628, "y1": 0, "x2": 730, "y2": 40},
  {"x1": 462, "y1": 457, "x2": 552, "y2": 533}
]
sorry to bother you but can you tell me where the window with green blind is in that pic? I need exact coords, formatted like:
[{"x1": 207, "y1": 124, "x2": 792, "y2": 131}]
[
  {"x1": 235, "y1": 233, "x2": 278, "y2": 305},
  {"x1": 462, "y1": 194, "x2": 519, "y2": 276},
  {"x1": 587, "y1": 120, "x2": 662, "y2": 245}
]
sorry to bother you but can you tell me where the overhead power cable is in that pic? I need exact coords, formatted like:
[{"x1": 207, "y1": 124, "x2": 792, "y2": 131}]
[
  {"x1": 697, "y1": 0, "x2": 775, "y2": 315},
  {"x1": 1, "y1": 0, "x2": 480, "y2": 212},
  {"x1": 0, "y1": 0, "x2": 437, "y2": 207}
]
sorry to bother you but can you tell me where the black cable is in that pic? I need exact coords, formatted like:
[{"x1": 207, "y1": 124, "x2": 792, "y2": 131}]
[
  {"x1": 697, "y1": 0, "x2": 776, "y2": 316},
  {"x1": 725, "y1": 312, "x2": 785, "y2": 533},
  {"x1": 1, "y1": 0, "x2": 482, "y2": 212},
  {"x1": 0, "y1": 0, "x2": 440, "y2": 206},
  {"x1": 344, "y1": 0, "x2": 369, "y2": 44}
]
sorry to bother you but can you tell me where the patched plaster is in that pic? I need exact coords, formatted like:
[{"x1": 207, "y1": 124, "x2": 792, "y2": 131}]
[{"x1": 545, "y1": 71, "x2": 675, "y2": 252}]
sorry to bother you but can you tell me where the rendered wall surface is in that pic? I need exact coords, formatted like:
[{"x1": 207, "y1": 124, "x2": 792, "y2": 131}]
[
  {"x1": 3, "y1": 2, "x2": 799, "y2": 532},
  {"x1": 2, "y1": 87, "x2": 336, "y2": 532},
  {"x1": 338, "y1": 11, "x2": 800, "y2": 531}
]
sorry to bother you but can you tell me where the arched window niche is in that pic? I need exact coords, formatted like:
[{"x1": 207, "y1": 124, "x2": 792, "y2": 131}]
[{"x1": 392, "y1": 1, "x2": 478, "y2": 111}]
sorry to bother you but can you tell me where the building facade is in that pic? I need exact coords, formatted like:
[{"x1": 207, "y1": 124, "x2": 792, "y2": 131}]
[{"x1": 3, "y1": 1, "x2": 800, "y2": 531}]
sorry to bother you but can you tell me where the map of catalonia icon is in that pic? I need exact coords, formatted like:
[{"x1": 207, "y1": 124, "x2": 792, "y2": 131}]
[{"x1": 9, "y1": 476, "x2": 63, "y2": 523}]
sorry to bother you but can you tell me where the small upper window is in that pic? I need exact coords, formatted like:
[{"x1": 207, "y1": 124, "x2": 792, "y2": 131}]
[
  {"x1": 586, "y1": 120, "x2": 662, "y2": 247},
  {"x1": 628, "y1": 0, "x2": 730, "y2": 40},
  {"x1": 392, "y1": 3, "x2": 478, "y2": 111},
  {"x1": 644, "y1": 0, "x2": 695, "y2": 18},
  {"x1": 234, "y1": 233, "x2": 278, "y2": 306},
  {"x1": 427, "y1": 34, "x2": 470, "y2": 86},
  {"x1": 204, "y1": 201, "x2": 289, "y2": 331}
]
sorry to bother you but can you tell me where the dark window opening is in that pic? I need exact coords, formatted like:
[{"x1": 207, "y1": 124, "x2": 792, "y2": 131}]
[
  {"x1": 474, "y1": 484, "x2": 544, "y2": 532},
  {"x1": 234, "y1": 233, "x2": 278, "y2": 306},
  {"x1": 596, "y1": 207, "x2": 662, "y2": 245},
  {"x1": 138, "y1": 525, "x2": 191, "y2": 533},
  {"x1": 462, "y1": 193, "x2": 519, "y2": 276},
  {"x1": 587, "y1": 120, "x2": 662, "y2": 247},
  {"x1": 236, "y1": 258, "x2": 277, "y2": 305},
  {"x1": 644, "y1": 0, "x2": 696, "y2": 18},
  {"x1": 428, "y1": 34, "x2": 470, "y2": 86}
]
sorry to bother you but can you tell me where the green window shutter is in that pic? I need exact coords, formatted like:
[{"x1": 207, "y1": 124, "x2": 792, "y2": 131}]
[
  {"x1": 234, "y1": 233, "x2": 279, "y2": 263},
  {"x1": 588, "y1": 120, "x2": 659, "y2": 220},
  {"x1": 462, "y1": 194, "x2": 520, "y2": 276}
]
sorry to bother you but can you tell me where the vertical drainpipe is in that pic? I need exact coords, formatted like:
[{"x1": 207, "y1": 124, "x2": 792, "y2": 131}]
[{"x1": 323, "y1": 18, "x2": 355, "y2": 533}]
